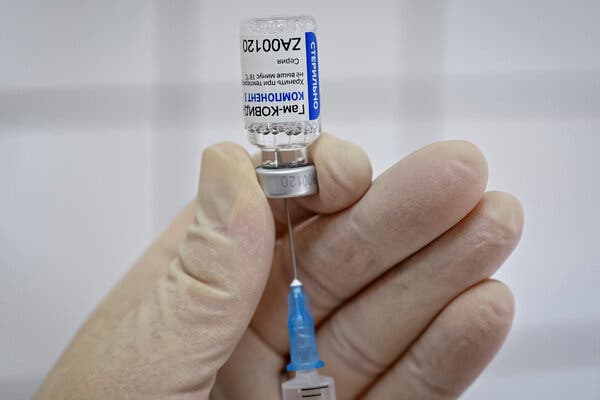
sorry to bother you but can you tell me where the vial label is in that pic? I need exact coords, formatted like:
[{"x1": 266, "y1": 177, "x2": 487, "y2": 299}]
[{"x1": 241, "y1": 32, "x2": 320, "y2": 124}]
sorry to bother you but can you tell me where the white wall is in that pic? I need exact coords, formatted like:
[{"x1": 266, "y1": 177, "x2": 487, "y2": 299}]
[
  {"x1": 0, "y1": 1, "x2": 156, "y2": 397},
  {"x1": 1, "y1": 1, "x2": 598, "y2": 398}
]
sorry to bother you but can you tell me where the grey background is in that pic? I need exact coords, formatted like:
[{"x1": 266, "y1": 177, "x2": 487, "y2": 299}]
[{"x1": 1, "y1": 0, "x2": 599, "y2": 398}]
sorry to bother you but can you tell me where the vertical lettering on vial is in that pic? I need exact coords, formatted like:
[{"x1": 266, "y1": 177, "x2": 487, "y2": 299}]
[{"x1": 305, "y1": 31, "x2": 320, "y2": 120}]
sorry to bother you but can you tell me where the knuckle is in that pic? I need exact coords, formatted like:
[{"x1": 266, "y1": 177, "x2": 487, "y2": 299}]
[
  {"x1": 326, "y1": 316, "x2": 387, "y2": 377},
  {"x1": 474, "y1": 192, "x2": 524, "y2": 249},
  {"x1": 178, "y1": 224, "x2": 242, "y2": 298},
  {"x1": 342, "y1": 210, "x2": 383, "y2": 280},
  {"x1": 443, "y1": 140, "x2": 488, "y2": 194},
  {"x1": 314, "y1": 138, "x2": 372, "y2": 207},
  {"x1": 295, "y1": 265, "x2": 341, "y2": 316},
  {"x1": 302, "y1": 209, "x2": 382, "y2": 303},
  {"x1": 471, "y1": 284, "x2": 515, "y2": 340},
  {"x1": 472, "y1": 300, "x2": 513, "y2": 340},
  {"x1": 405, "y1": 347, "x2": 459, "y2": 399},
  {"x1": 160, "y1": 258, "x2": 241, "y2": 337},
  {"x1": 319, "y1": 158, "x2": 360, "y2": 203}
]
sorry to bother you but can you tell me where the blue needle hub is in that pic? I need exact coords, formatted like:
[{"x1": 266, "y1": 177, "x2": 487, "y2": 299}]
[{"x1": 287, "y1": 279, "x2": 325, "y2": 371}]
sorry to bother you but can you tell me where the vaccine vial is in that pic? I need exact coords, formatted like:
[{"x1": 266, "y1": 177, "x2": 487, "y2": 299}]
[{"x1": 240, "y1": 16, "x2": 321, "y2": 167}]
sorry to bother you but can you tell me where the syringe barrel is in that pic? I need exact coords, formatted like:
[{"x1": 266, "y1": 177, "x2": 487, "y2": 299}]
[{"x1": 282, "y1": 370, "x2": 336, "y2": 400}]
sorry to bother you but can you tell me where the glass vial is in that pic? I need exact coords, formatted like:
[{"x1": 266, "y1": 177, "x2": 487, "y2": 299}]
[{"x1": 240, "y1": 16, "x2": 321, "y2": 166}]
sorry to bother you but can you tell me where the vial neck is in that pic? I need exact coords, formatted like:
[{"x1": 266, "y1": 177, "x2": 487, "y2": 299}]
[{"x1": 261, "y1": 147, "x2": 308, "y2": 168}]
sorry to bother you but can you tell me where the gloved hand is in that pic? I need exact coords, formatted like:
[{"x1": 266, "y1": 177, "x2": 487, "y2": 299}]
[{"x1": 35, "y1": 133, "x2": 523, "y2": 400}]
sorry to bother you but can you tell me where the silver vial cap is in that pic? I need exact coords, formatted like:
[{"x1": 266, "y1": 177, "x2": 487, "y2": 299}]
[{"x1": 256, "y1": 164, "x2": 318, "y2": 198}]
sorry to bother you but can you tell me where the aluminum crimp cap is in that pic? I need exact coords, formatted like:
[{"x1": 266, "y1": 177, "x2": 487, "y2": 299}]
[{"x1": 256, "y1": 164, "x2": 318, "y2": 198}]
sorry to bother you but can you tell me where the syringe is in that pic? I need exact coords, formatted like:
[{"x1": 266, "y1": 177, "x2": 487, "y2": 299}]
[{"x1": 281, "y1": 200, "x2": 337, "y2": 400}]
